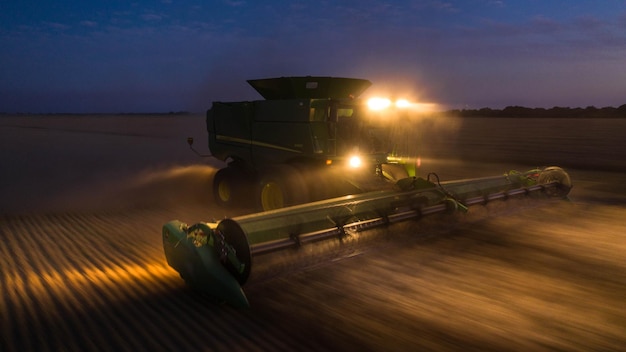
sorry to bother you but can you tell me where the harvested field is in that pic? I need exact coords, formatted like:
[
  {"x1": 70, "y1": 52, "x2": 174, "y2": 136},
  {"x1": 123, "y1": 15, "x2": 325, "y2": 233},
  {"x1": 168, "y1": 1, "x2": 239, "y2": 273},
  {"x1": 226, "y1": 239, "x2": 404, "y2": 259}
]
[{"x1": 1, "y1": 114, "x2": 625, "y2": 351}]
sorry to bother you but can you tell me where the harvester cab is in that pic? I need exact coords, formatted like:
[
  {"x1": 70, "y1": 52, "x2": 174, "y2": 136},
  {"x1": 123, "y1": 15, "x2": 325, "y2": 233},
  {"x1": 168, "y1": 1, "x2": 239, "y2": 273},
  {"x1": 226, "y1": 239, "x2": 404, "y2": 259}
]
[{"x1": 206, "y1": 76, "x2": 410, "y2": 211}]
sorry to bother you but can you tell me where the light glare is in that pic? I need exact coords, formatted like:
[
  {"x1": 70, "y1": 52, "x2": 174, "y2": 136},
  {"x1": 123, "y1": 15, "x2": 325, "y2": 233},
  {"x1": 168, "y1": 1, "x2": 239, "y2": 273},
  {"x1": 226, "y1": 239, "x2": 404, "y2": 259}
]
[
  {"x1": 367, "y1": 97, "x2": 391, "y2": 110},
  {"x1": 395, "y1": 99, "x2": 411, "y2": 108},
  {"x1": 348, "y1": 155, "x2": 362, "y2": 168}
]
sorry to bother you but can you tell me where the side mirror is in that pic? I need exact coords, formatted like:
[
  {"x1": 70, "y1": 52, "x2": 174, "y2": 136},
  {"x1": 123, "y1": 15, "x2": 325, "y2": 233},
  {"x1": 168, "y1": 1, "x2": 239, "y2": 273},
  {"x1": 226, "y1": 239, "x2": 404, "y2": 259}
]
[{"x1": 186, "y1": 137, "x2": 210, "y2": 157}]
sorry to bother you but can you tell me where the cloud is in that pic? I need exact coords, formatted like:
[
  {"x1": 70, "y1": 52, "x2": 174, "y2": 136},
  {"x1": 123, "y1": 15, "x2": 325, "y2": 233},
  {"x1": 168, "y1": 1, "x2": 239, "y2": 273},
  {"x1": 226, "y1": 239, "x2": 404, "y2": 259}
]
[
  {"x1": 81, "y1": 20, "x2": 98, "y2": 27},
  {"x1": 430, "y1": 1, "x2": 460, "y2": 13},
  {"x1": 224, "y1": 0, "x2": 246, "y2": 7},
  {"x1": 530, "y1": 15, "x2": 562, "y2": 34},
  {"x1": 43, "y1": 21, "x2": 71, "y2": 31},
  {"x1": 573, "y1": 15, "x2": 604, "y2": 31},
  {"x1": 141, "y1": 13, "x2": 164, "y2": 21}
]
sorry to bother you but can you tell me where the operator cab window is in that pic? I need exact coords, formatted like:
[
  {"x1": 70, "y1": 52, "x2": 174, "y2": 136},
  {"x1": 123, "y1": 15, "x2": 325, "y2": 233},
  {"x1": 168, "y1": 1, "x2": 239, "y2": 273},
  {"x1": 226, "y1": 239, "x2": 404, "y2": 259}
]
[
  {"x1": 309, "y1": 105, "x2": 354, "y2": 122},
  {"x1": 336, "y1": 108, "x2": 354, "y2": 119}
]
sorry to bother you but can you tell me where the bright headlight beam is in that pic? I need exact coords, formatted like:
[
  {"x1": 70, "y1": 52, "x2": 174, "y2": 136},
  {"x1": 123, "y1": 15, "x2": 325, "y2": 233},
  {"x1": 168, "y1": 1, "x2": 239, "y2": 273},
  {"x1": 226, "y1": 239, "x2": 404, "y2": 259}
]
[
  {"x1": 367, "y1": 98, "x2": 391, "y2": 110},
  {"x1": 348, "y1": 155, "x2": 362, "y2": 168},
  {"x1": 395, "y1": 99, "x2": 411, "y2": 108}
]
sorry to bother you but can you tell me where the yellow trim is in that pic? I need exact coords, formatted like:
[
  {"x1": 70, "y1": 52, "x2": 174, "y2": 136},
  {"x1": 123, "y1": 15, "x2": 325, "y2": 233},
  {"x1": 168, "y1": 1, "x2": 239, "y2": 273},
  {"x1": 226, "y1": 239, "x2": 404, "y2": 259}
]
[{"x1": 216, "y1": 135, "x2": 302, "y2": 154}]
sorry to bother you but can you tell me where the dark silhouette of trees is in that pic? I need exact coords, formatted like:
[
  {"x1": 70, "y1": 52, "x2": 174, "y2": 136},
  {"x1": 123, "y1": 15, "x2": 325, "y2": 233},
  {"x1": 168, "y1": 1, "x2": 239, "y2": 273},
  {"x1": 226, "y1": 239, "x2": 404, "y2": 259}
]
[{"x1": 448, "y1": 104, "x2": 626, "y2": 118}]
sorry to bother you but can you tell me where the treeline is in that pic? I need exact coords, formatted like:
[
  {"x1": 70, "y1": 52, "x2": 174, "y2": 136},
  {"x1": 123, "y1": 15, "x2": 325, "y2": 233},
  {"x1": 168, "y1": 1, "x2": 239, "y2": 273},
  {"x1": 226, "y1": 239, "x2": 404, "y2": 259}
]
[
  {"x1": 448, "y1": 104, "x2": 626, "y2": 118},
  {"x1": 0, "y1": 111, "x2": 193, "y2": 116}
]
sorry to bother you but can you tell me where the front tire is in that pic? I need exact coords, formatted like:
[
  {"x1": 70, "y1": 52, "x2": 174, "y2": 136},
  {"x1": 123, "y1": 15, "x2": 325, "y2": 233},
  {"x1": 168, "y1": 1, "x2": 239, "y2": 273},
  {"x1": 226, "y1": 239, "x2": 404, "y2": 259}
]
[
  {"x1": 213, "y1": 167, "x2": 248, "y2": 207},
  {"x1": 257, "y1": 165, "x2": 308, "y2": 211}
]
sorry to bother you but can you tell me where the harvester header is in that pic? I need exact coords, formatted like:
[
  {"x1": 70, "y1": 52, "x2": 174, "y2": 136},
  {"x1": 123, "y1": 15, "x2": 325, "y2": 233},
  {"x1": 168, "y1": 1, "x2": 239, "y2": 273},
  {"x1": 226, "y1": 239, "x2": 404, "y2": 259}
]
[{"x1": 163, "y1": 166, "x2": 572, "y2": 308}]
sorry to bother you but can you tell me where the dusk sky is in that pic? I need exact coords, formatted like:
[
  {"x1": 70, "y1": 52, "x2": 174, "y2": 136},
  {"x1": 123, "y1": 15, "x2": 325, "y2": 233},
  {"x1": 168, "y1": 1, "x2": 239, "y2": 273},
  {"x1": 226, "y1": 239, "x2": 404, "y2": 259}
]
[{"x1": 1, "y1": 1, "x2": 625, "y2": 113}]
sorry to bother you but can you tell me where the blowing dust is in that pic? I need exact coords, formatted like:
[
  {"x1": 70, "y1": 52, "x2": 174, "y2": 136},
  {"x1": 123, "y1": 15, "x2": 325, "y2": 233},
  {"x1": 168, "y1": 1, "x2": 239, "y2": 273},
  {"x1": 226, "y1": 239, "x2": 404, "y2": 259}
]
[
  {"x1": 383, "y1": 111, "x2": 463, "y2": 160},
  {"x1": 0, "y1": 114, "x2": 224, "y2": 215},
  {"x1": 31, "y1": 164, "x2": 221, "y2": 214}
]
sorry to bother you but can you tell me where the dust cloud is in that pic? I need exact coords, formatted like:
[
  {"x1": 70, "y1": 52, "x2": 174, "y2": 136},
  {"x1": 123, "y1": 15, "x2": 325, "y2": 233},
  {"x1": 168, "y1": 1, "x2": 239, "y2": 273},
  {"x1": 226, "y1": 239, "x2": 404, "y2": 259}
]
[
  {"x1": 36, "y1": 164, "x2": 220, "y2": 214},
  {"x1": 0, "y1": 114, "x2": 221, "y2": 214}
]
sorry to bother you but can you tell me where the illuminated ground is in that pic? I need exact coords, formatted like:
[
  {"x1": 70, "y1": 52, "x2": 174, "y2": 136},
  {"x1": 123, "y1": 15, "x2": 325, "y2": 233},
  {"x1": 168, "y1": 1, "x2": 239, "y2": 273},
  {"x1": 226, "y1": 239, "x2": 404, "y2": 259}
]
[{"x1": 1, "y1": 115, "x2": 625, "y2": 351}]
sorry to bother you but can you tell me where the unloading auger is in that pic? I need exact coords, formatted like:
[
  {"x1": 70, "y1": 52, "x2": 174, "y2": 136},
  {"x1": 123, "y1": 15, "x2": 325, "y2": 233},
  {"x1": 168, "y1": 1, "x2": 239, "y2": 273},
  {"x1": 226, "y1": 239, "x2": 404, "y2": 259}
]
[{"x1": 162, "y1": 166, "x2": 572, "y2": 308}]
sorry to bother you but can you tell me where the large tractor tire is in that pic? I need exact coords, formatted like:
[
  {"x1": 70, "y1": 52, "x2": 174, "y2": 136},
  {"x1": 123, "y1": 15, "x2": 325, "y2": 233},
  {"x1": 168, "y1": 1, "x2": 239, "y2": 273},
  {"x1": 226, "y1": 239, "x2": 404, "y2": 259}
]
[
  {"x1": 213, "y1": 167, "x2": 248, "y2": 207},
  {"x1": 257, "y1": 165, "x2": 309, "y2": 211}
]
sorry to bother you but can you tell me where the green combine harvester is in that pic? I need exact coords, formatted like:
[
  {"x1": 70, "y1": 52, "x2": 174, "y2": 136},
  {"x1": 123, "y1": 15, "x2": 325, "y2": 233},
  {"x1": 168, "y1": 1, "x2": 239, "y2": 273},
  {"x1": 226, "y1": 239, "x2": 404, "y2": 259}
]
[
  {"x1": 189, "y1": 76, "x2": 417, "y2": 211},
  {"x1": 168, "y1": 76, "x2": 573, "y2": 307}
]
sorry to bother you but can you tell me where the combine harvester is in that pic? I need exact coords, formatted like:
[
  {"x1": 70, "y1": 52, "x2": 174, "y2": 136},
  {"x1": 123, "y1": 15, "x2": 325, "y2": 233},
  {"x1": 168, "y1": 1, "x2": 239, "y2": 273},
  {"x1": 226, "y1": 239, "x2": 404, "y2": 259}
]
[
  {"x1": 164, "y1": 77, "x2": 573, "y2": 307},
  {"x1": 189, "y1": 76, "x2": 422, "y2": 211}
]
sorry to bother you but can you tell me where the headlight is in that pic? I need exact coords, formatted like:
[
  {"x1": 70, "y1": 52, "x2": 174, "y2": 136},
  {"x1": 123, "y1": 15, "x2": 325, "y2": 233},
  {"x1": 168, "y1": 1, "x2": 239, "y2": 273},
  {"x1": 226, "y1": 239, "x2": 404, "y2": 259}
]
[
  {"x1": 368, "y1": 97, "x2": 413, "y2": 110},
  {"x1": 395, "y1": 99, "x2": 411, "y2": 108},
  {"x1": 367, "y1": 97, "x2": 391, "y2": 110},
  {"x1": 348, "y1": 155, "x2": 362, "y2": 168}
]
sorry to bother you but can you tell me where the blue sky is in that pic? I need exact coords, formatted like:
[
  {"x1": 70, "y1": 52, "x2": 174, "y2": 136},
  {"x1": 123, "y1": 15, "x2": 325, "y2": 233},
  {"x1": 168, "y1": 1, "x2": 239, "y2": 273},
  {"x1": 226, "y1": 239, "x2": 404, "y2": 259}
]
[{"x1": 1, "y1": 0, "x2": 625, "y2": 113}]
